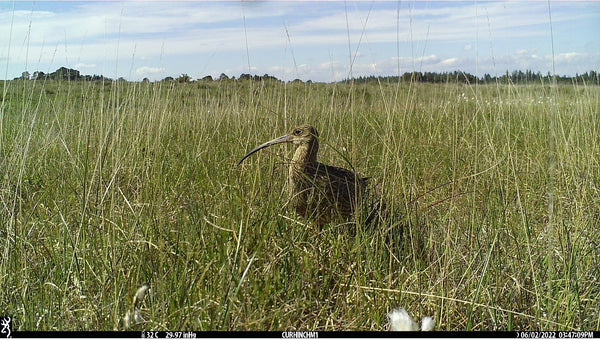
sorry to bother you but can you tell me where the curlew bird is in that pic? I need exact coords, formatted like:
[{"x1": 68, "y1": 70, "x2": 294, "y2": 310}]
[{"x1": 238, "y1": 124, "x2": 370, "y2": 226}]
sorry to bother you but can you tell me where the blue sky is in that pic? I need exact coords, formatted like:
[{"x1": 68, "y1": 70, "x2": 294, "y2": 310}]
[{"x1": 1, "y1": 1, "x2": 599, "y2": 82}]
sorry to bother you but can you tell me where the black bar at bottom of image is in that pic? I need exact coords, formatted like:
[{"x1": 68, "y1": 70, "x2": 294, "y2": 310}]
[{"x1": 11, "y1": 330, "x2": 598, "y2": 338}]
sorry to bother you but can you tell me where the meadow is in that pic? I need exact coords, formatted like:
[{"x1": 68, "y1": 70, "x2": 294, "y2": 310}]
[{"x1": 0, "y1": 77, "x2": 598, "y2": 331}]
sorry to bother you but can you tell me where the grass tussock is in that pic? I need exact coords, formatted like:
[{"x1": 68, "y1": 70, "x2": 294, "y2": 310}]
[{"x1": 0, "y1": 78, "x2": 599, "y2": 331}]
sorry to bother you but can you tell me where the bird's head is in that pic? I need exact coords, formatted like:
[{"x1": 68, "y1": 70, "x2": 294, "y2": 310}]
[
  {"x1": 288, "y1": 124, "x2": 319, "y2": 145},
  {"x1": 237, "y1": 124, "x2": 319, "y2": 165}
]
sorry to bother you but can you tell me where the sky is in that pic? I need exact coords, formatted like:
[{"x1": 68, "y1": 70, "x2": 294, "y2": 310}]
[{"x1": 1, "y1": 0, "x2": 599, "y2": 82}]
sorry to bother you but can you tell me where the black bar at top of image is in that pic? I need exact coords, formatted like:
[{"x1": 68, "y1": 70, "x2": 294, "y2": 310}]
[{"x1": 11, "y1": 330, "x2": 599, "y2": 338}]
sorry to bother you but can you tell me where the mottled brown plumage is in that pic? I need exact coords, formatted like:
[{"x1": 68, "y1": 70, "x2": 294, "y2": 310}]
[{"x1": 238, "y1": 124, "x2": 368, "y2": 225}]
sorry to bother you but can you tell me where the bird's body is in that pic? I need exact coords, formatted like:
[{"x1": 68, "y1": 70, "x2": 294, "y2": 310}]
[{"x1": 238, "y1": 124, "x2": 368, "y2": 225}]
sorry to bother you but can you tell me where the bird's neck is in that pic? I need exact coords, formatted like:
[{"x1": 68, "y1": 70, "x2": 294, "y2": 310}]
[{"x1": 292, "y1": 140, "x2": 318, "y2": 166}]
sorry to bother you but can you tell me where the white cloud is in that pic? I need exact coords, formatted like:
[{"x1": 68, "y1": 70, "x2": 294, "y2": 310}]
[
  {"x1": 4, "y1": 1, "x2": 587, "y2": 55},
  {"x1": 440, "y1": 58, "x2": 459, "y2": 66},
  {"x1": 136, "y1": 66, "x2": 165, "y2": 76},
  {"x1": 73, "y1": 63, "x2": 96, "y2": 69},
  {"x1": 554, "y1": 52, "x2": 586, "y2": 63}
]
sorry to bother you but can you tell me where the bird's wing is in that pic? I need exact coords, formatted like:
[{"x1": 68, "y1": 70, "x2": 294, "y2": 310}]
[{"x1": 310, "y1": 163, "x2": 366, "y2": 198}]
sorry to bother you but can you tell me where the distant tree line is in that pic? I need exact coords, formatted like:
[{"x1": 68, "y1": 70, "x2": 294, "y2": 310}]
[
  {"x1": 18, "y1": 67, "x2": 111, "y2": 81},
  {"x1": 158, "y1": 73, "x2": 284, "y2": 83},
  {"x1": 16, "y1": 67, "x2": 599, "y2": 85},
  {"x1": 344, "y1": 70, "x2": 599, "y2": 85}
]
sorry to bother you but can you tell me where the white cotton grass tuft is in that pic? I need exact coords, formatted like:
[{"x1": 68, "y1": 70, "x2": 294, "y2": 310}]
[
  {"x1": 388, "y1": 308, "x2": 419, "y2": 331},
  {"x1": 123, "y1": 310, "x2": 132, "y2": 329},
  {"x1": 388, "y1": 307, "x2": 435, "y2": 331},
  {"x1": 133, "y1": 284, "x2": 150, "y2": 309},
  {"x1": 421, "y1": 316, "x2": 435, "y2": 331},
  {"x1": 134, "y1": 309, "x2": 144, "y2": 323},
  {"x1": 123, "y1": 283, "x2": 150, "y2": 329}
]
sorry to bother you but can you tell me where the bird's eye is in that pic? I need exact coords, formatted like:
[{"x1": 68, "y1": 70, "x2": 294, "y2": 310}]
[{"x1": 294, "y1": 129, "x2": 302, "y2": 135}]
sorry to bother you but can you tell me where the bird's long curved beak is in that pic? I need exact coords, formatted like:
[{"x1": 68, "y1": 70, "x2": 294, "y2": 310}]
[{"x1": 237, "y1": 134, "x2": 292, "y2": 166}]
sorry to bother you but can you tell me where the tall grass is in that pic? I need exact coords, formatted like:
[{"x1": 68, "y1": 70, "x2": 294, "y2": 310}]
[{"x1": 0, "y1": 77, "x2": 598, "y2": 331}]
